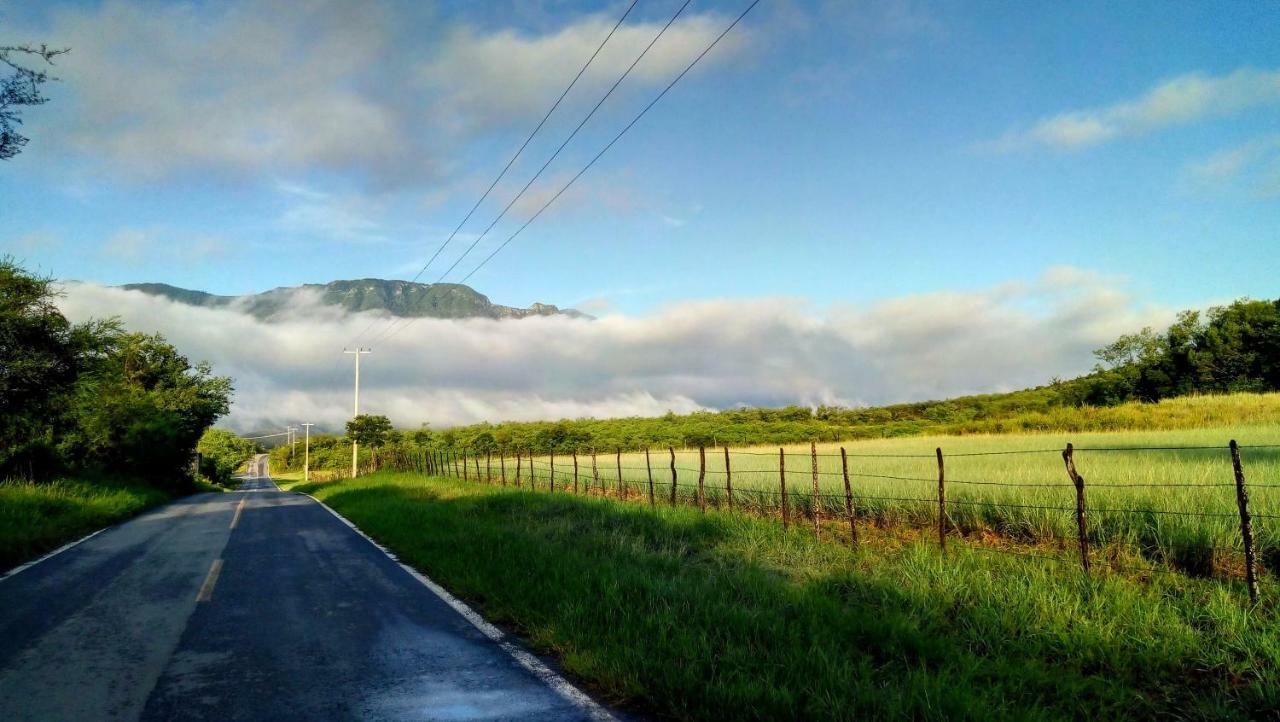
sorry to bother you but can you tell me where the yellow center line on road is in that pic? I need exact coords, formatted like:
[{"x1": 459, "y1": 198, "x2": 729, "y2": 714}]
[
  {"x1": 229, "y1": 497, "x2": 246, "y2": 530},
  {"x1": 196, "y1": 559, "x2": 223, "y2": 603}
]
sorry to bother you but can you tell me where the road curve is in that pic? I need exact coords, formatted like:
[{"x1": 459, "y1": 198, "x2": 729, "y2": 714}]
[{"x1": 0, "y1": 456, "x2": 612, "y2": 721}]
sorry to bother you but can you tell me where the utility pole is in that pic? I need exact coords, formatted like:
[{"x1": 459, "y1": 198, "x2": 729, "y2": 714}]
[
  {"x1": 301, "y1": 423, "x2": 315, "y2": 483},
  {"x1": 288, "y1": 426, "x2": 298, "y2": 459},
  {"x1": 344, "y1": 348, "x2": 371, "y2": 478}
]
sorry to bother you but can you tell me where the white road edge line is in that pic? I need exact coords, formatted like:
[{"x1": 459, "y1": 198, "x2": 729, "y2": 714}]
[
  {"x1": 0, "y1": 527, "x2": 109, "y2": 583},
  {"x1": 301, "y1": 492, "x2": 616, "y2": 722}
]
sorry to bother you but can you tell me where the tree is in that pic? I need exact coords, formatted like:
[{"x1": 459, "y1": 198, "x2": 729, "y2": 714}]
[
  {"x1": 62, "y1": 332, "x2": 233, "y2": 486},
  {"x1": 197, "y1": 428, "x2": 259, "y2": 485},
  {"x1": 1, "y1": 43, "x2": 69, "y2": 160},
  {"x1": 346, "y1": 414, "x2": 393, "y2": 448},
  {"x1": 0, "y1": 257, "x2": 80, "y2": 474}
]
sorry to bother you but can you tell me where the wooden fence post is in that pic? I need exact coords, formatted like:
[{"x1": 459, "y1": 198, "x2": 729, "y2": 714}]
[
  {"x1": 1062, "y1": 443, "x2": 1090, "y2": 575},
  {"x1": 1230, "y1": 440, "x2": 1260, "y2": 604},
  {"x1": 697, "y1": 446, "x2": 707, "y2": 513},
  {"x1": 935, "y1": 447, "x2": 945, "y2": 552},
  {"x1": 572, "y1": 451, "x2": 579, "y2": 495},
  {"x1": 811, "y1": 441, "x2": 821, "y2": 538},
  {"x1": 550, "y1": 451, "x2": 556, "y2": 493},
  {"x1": 616, "y1": 448, "x2": 624, "y2": 500},
  {"x1": 645, "y1": 447, "x2": 655, "y2": 507},
  {"x1": 724, "y1": 446, "x2": 733, "y2": 512},
  {"x1": 529, "y1": 450, "x2": 535, "y2": 489},
  {"x1": 841, "y1": 447, "x2": 857, "y2": 546},
  {"x1": 499, "y1": 453, "x2": 507, "y2": 486},
  {"x1": 515, "y1": 451, "x2": 522, "y2": 489},
  {"x1": 779, "y1": 448, "x2": 789, "y2": 530},
  {"x1": 590, "y1": 450, "x2": 599, "y2": 496},
  {"x1": 486, "y1": 452, "x2": 492, "y2": 483},
  {"x1": 668, "y1": 447, "x2": 677, "y2": 506}
]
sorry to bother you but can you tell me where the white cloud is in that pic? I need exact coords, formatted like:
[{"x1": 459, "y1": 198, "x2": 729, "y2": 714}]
[
  {"x1": 985, "y1": 67, "x2": 1280, "y2": 152},
  {"x1": 23, "y1": 0, "x2": 751, "y2": 188},
  {"x1": 416, "y1": 11, "x2": 748, "y2": 137},
  {"x1": 100, "y1": 227, "x2": 230, "y2": 264},
  {"x1": 54, "y1": 268, "x2": 1171, "y2": 433},
  {"x1": 1186, "y1": 134, "x2": 1280, "y2": 198}
]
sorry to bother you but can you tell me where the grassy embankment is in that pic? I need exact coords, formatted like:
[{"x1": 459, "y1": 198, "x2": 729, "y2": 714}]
[
  {"x1": 0, "y1": 477, "x2": 175, "y2": 572},
  {"x1": 417, "y1": 404, "x2": 1280, "y2": 579},
  {"x1": 294, "y1": 471, "x2": 1279, "y2": 721}
]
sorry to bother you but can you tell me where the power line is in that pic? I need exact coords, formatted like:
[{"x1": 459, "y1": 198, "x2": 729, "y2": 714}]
[
  {"x1": 370, "y1": 0, "x2": 704, "y2": 346},
  {"x1": 375, "y1": 0, "x2": 760, "y2": 346},
  {"x1": 456, "y1": 0, "x2": 760, "y2": 285},
  {"x1": 348, "y1": 0, "x2": 642, "y2": 347},
  {"x1": 426, "y1": 0, "x2": 695, "y2": 286}
]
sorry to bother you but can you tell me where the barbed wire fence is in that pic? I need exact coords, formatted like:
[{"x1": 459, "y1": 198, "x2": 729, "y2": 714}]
[{"x1": 383, "y1": 440, "x2": 1278, "y2": 604}]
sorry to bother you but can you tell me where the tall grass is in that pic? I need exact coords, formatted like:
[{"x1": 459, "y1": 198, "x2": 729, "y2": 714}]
[
  {"x1": 302, "y1": 473, "x2": 1280, "y2": 721},
  {"x1": 0, "y1": 478, "x2": 172, "y2": 572},
  {"x1": 419, "y1": 423, "x2": 1280, "y2": 579}
]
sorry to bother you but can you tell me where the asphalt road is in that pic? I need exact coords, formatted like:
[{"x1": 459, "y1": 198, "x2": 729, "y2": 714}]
[{"x1": 0, "y1": 456, "x2": 612, "y2": 721}]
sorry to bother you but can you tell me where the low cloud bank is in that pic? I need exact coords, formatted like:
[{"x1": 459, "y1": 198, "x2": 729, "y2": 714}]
[{"x1": 57, "y1": 268, "x2": 1171, "y2": 432}]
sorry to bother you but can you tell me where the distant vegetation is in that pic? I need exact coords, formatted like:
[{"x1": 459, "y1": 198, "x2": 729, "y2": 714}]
[
  {"x1": 286, "y1": 297, "x2": 1277, "y2": 458},
  {"x1": 1, "y1": 258, "x2": 241, "y2": 569}
]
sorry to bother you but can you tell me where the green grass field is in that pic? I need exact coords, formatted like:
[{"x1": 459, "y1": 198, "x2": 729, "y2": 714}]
[
  {"x1": 424, "y1": 415, "x2": 1280, "y2": 580},
  {"x1": 0, "y1": 477, "x2": 173, "y2": 572},
  {"x1": 295, "y1": 472, "x2": 1280, "y2": 721}
]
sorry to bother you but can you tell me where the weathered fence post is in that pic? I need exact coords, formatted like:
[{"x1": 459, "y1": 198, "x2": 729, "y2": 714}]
[
  {"x1": 935, "y1": 447, "x2": 945, "y2": 552},
  {"x1": 572, "y1": 451, "x2": 580, "y2": 495},
  {"x1": 590, "y1": 450, "x2": 599, "y2": 496},
  {"x1": 841, "y1": 447, "x2": 857, "y2": 546},
  {"x1": 811, "y1": 441, "x2": 821, "y2": 538},
  {"x1": 486, "y1": 452, "x2": 492, "y2": 483},
  {"x1": 452, "y1": 451, "x2": 460, "y2": 478},
  {"x1": 779, "y1": 448, "x2": 789, "y2": 529},
  {"x1": 1062, "y1": 443, "x2": 1090, "y2": 575},
  {"x1": 668, "y1": 447, "x2": 677, "y2": 506},
  {"x1": 697, "y1": 446, "x2": 707, "y2": 513},
  {"x1": 529, "y1": 450, "x2": 535, "y2": 489},
  {"x1": 724, "y1": 446, "x2": 733, "y2": 512},
  {"x1": 550, "y1": 451, "x2": 556, "y2": 493},
  {"x1": 474, "y1": 454, "x2": 481, "y2": 482},
  {"x1": 500, "y1": 453, "x2": 507, "y2": 486},
  {"x1": 515, "y1": 451, "x2": 522, "y2": 489},
  {"x1": 1230, "y1": 440, "x2": 1260, "y2": 604},
  {"x1": 645, "y1": 447, "x2": 655, "y2": 507},
  {"x1": 616, "y1": 448, "x2": 624, "y2": 500}
]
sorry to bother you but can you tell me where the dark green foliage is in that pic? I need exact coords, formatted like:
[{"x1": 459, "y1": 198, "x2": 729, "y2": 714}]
[
  {"x1": 196, "y1": 428, "x2": 259, "y2": 485},
  {"x1": 1077, "y1": 299, "x2": 1280, "y2": 404},
  {"x1": 346, "y1": 414, "x2": 393, "y2": 447},
  {"x1": 0, "y1": 258, "x2": 233, "y2": 486}
]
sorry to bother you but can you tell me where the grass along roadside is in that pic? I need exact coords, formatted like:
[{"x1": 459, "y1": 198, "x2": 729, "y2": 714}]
[
  {"x1": 298, "y1": 472, "x2": 1279, "y2": 721},
  {"x1": 410, "y1": 423, "x2": 1280, "y2": 580},
  {"x1": 0, "y1": 477, "x2": 174, "y2": 573}
]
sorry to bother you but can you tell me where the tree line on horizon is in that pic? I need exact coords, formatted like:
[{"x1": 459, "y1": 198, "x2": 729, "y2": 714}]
[{"x1": 269, "y1": 297, "x2": 1280, "y2": 474}]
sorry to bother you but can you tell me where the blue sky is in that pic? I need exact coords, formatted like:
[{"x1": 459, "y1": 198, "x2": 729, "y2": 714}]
[{"x1": 3, "y1": 0, "x2": 1278, "y2": 316}]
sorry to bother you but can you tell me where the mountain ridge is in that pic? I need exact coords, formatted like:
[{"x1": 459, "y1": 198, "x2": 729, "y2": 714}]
[{"x1": 120, "y1": 279, "x2": 590, "y2": 321}]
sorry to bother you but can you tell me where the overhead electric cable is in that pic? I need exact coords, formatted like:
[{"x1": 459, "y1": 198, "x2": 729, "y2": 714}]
[
  {"x1": 456, "y1": 0, "x2": 760, "y2": 284},
  {"x1": 372, "y1": 0, "x2": 757, "y2": 346},
  {"x1": 347, "y1": 0, "x2": 642, "y2": 346},
  {"x1": 423, "y1": 0, "x2": 695, "y2": 287}
]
